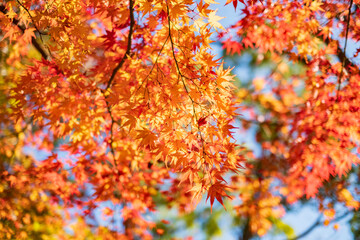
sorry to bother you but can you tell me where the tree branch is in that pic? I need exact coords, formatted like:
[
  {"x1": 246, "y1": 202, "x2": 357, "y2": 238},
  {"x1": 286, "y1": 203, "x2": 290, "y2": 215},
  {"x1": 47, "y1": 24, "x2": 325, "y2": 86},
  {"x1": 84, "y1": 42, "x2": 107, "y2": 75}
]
[
  {"x1": 16, "y1": 0, "x2": 46, "y2": 39},
  {"x1": 286, "y1": 211, "x2": 352, "y2": 240},
  {"x1": 106, "y1": 0, "x2": 135, "y2": 90},
  {"x1": 166, "y1": 3, "x2": 208, "y2": 162},
  {"x1": 102, "y1": 0, "x2": 135, "y2": 171},
  {"x1": 336, "y1": 0, "x2": 353, "y2": 101},
  {"x1": 240, "y1": 218, "x2": 253, "y2": 240},
  {"x1": 0, "y1": 5, "x2": 48, "y2": 60}
]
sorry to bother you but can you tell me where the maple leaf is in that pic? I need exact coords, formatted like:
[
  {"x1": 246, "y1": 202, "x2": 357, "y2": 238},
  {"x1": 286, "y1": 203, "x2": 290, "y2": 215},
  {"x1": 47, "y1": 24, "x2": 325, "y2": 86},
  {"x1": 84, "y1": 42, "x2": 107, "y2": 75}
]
[
  {"x1": 198, "y1": 116, "x2": 207, "y2": 126},
  {"x1": 6, "y1": 9, "x2": 17, "y2": 19},
  {"x1": 206, "y1": 182, "x2": 231, "y2": 212},
  {"x1": 103, "y1": 207, "x2": 114, "y2": 216},
  {"x1": 22, "y1": 28, "x2": 36, "y2": 44},
  {"x1": 208, "y1": 10, "x2": 225, "y2": 30},
  {"x1": 310, "y1": 0, "x2": 324, "y2": 12},
  {"x1": 225, "y1": 0, "x2": 245, "y2": 10},
  {"x1": 222, "y1": 40, "x2": 243, "y2": 55},
  {"x1": 2, "y1": 27, "x2": 18, "y2": 43},
  {"x1": 102, "y1": 30, "x2": 117, "y2": 50},
  {"x1": 205, "y1": 0, "x2": 218, "y2": 4}
]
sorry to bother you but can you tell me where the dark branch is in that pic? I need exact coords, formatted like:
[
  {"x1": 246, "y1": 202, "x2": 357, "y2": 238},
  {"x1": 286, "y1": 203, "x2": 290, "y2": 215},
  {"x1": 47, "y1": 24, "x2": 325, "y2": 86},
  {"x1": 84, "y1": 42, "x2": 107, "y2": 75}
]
[
  {"x1": 102, "y1": 0, "x2": 135, "y2": 171},
  {"x1": 106, "y1": 0, "x2": 135, "y2": 90},
  {"x1": 0, "y1": 5, "x2": 48, "y2": 60},
  {"x1": 336, "y1": 0, "x2": 353, "y2": 100},
  {"x1": 240, "y1": 218, "x2": 253, "y2": 240},
  {"x1": 16, "y1": 0, "x2": 46, "y2": 39},
  {"x1": 326, "y1": 39, "x2": 356, "y2": 70},
  {"x1": 286, "y1": 211, "x2": 352, "y2": 240}
]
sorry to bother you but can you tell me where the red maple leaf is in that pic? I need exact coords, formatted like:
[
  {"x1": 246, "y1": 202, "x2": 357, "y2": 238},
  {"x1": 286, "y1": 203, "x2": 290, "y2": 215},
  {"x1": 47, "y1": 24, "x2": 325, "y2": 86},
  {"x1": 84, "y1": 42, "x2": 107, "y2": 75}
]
[{"x1": 198, "y1": 116, "x2": 207, "y2": 127}]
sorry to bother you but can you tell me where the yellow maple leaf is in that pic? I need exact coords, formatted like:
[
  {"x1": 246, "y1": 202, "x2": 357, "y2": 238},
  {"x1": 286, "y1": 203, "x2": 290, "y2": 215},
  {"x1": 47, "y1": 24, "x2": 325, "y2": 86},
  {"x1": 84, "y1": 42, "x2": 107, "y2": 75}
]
[
  {"x1": 204, "y1": 0, "x2": 218, "y2": 4},
  {"x1": 208, "y1": 10, "x2": 225, "y2": 30},
  {"x1": 310, "y1": 0, "x2": 324, "y2": 12}
]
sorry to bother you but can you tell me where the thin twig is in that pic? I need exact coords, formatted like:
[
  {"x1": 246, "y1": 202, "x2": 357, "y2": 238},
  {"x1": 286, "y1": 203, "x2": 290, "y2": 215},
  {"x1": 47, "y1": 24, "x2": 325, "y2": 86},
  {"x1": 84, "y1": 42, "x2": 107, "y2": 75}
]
[
  {"x1": 166, "y1": 3, "x2": 207, "y2": 161},
  {"x1": 102, "y1": 0, "x2": 135, "y2": 170},
  {"x1": 0, "y1": 5, "x2": 48, "y2": 59},
  {"x1": 286, "y1": 211, "x2": 352, "y2": 240},
  {"x1": 336, "y1": 0, "x2": 353, "y2": 101},
  {"x1": 16, "y1": 0, "x2": 46, "y2": 42},
  {"x1": 166, "y1": 3, "x2": 198, "y2": 116},
  {"x1": 135, "y1": 35, "x2": 170, "y2": 94},
  {"x1": 106, "y1": 0, "x2": 135, "y2": 90}
]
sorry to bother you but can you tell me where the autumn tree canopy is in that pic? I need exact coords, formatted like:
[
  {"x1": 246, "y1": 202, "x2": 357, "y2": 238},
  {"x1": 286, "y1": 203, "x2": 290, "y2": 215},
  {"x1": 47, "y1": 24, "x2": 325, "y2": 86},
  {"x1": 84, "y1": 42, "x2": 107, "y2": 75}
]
[{"x1": 1, "y1": 0, "x2": 360, "y2": 239}]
